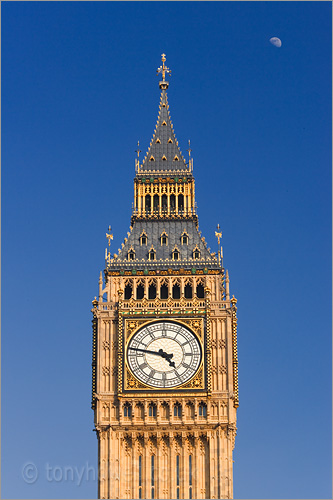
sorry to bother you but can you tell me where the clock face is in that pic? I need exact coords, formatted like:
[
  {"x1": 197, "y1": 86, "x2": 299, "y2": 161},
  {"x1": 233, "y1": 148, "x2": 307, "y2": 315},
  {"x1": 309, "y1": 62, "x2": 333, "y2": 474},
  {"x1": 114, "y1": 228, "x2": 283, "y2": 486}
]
[{"x1": 126, "y1": 321, "x2": 202, "y2": 388}]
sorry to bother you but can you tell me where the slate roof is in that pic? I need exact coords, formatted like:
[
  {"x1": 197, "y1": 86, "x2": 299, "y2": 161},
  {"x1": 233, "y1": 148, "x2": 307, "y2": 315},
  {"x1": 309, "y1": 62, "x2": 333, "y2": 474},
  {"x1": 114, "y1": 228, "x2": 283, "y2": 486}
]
[
  {"x1": 139, "y1": 89, "x2": 189, "y2": 173},
  {"x1": 107, "y1": 220, "x2": 219, "y2": 271}
]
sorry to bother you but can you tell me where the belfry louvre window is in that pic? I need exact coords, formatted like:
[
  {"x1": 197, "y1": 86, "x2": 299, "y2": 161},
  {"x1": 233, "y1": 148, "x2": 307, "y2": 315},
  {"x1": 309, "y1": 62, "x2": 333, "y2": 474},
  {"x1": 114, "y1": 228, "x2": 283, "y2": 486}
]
[
  {"x1": 148, "y1": 283, "x2": 157, "y2": 299},
  {"x1": 196, "y1": 283, "x2": 205, "y2": 298},
  {"x1": 124, "y1": 283, "x2": 132, "y2": 300},
  {"x1": 185, "y1": 283, "x2": 193, "y2": 299},
  {"x1": 160, "y1": 283, "x2": 168, "y2": 299},
  {"x1": 136, "y1": 284, "x2": 144, "y2": 300},
  {"x1": 172, "y1": 283, "x2": 180, "y2": 299}
]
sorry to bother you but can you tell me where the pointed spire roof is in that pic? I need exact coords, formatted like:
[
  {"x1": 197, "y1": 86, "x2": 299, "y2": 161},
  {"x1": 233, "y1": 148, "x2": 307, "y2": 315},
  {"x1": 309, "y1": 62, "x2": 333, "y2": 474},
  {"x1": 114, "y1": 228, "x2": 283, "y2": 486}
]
[{"x1": 139, "y1": 54, "x2": 189, "y2": 173}]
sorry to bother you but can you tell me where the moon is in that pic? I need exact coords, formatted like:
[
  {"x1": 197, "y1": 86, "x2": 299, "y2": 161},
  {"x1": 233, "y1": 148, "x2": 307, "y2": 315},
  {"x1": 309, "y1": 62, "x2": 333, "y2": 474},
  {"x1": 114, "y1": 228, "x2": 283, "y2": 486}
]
[{"x1": 270, "y1": 37, "x2": 282, "y2": 47}]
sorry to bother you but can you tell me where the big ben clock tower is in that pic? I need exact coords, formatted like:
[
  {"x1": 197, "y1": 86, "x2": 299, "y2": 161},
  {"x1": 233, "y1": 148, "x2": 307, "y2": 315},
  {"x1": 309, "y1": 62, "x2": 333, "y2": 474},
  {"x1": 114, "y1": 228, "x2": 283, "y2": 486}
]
[{"x1": 92, "y1": 55, "x2": 239, "y2": 500}]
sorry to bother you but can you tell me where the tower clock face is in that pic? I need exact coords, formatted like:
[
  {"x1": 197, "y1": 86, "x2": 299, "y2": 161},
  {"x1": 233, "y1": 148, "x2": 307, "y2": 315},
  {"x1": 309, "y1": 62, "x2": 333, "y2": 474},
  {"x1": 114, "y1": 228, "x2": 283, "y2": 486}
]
[{"x1": 126, "y1": 321, "x2": 202, "y2": 388}]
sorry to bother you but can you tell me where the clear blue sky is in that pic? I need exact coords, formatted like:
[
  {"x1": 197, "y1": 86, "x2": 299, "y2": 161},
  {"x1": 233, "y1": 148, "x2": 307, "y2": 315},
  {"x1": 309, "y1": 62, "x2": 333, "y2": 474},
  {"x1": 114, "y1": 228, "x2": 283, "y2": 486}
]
[{"x1": 2, "y1": 2, "x2": 331, "y2": 499}]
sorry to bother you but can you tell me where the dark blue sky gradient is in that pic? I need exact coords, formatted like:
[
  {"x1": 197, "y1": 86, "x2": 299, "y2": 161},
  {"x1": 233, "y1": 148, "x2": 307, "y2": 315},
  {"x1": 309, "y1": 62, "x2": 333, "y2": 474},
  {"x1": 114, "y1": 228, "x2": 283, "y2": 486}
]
[{"x1": 2, "y1": 2, "x2": 331, "y2": 499}]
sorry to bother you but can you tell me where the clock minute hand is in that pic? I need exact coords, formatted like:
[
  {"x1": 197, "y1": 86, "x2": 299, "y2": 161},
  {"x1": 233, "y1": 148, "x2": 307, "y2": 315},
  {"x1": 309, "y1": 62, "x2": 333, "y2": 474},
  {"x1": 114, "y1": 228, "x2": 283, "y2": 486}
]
[
  {"x1": 129, "y1": 347, "x2": 175, "y2": 367},
  {"x1": 128, "y1": 347, "x2": 165, "y2": 356}
]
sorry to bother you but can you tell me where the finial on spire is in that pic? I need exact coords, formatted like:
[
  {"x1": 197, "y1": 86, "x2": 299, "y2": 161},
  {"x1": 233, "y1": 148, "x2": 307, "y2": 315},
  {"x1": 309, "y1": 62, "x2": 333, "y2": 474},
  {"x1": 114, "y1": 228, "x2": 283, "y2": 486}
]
[
  {"x1": 105, "y1": 226, "x2": 113, "y2": 267},
  {"x1": 135, "y1": 141, "x2": 141, "y2": 159},
  {"x1": 215, "y1": 224, "x2": 223, "y2": 267},
  {"x1": 106, "y1": 226, "x2": 113, "y2": 247},
  {"x1": 157, "y1": 53, "x2": 171, "y2": 89},
  {"x1": 187, "y1": 140, "x2": 192, "y2": 158}
]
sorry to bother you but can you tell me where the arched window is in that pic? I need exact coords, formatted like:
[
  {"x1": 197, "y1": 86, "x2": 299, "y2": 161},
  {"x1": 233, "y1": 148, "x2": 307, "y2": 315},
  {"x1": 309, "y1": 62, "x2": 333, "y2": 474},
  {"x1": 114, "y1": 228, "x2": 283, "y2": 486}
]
[
  {"x1": 185, "y1": 283, "x2": 193, "y2": 299},
  {"x1": 178, "y1": 194, "x2": 184, "y2": 211},
  {"x1": 124, "y1": 403, "x2": 132, "y2": 417},
  {"x1": 174, "y1": 404, "x2": 182, "y2": 417},
  {"x1": 149, "y1": 248, "x2": 156, "y2": 261},
  {"x1": 153, "y1": 194, "x2": 159, "y2": 212},
  {"x1": 128, "y1": 249, "x2": 135, "y2": 260},
  {"x1": 148, "y1": 283, "x2": 156, "y2": 300},
  {"x1": 193, "y1": 247, "x2": 200, "y2": 259},
  {"x1": 196, "y1": 283, "x2": 205, "y2": 298},
  {"x1": 160, "y1": 283, "x2": 168, "y2": 299},
  {"x1": 140, "y1": 231, "x2": 148, "y2": 245},
  {"x1": 162, "y1": 194, "x2": 167, "y2": 211},
  {"x1": 136, "y1": 283, "x2": 144, "y2": 300},
  {"x1": 172, "y1": 283, "x2": 180, "y2": 299},
  {"x1": 124, "y1": 283, "x2": 132, "y2": 300},
  {"x1": 181, "y1": 232, "x2": 188, "y2": 245},
  {"x1": 160, "y1": 231, "x2": 168, "y2": 246},
  {"x1": 148, "y1": 404, "x2": 157, "y2": 417},
  {"x1": 145, "y1": 195, "x2": 151, "y2": 214},
  {"x1": 170, "y1": 194, "x2": 176, "y2": 211},
  {"x1": 161, "y1": 402, "x2": 169, "y2": 418},
  {"x1": 198, "y1": 404, "x2": 207, "y2": 417},
  {"x1": 172, "y1": 249, "x2": 180, "y2": 261}
]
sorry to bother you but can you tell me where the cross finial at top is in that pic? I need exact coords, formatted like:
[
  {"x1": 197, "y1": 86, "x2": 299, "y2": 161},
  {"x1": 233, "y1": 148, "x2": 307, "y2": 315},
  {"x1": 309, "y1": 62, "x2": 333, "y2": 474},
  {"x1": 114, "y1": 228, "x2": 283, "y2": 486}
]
[{"x1": 157, "y1": 54, "x2": 171, "y2": 88}]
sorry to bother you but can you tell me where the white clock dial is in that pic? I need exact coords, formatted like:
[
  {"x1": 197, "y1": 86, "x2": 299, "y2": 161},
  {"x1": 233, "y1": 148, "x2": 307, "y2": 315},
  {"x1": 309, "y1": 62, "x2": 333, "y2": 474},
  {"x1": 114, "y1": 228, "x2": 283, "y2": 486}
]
[{"x1": 126, "y1": 321, "x2": 202, "y2": 388}]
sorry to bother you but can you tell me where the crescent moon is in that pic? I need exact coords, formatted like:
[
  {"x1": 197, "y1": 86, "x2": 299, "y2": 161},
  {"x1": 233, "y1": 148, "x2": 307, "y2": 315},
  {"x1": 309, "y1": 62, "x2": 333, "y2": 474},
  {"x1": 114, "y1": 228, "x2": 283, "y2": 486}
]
[{"x1": 270, "y1": 37, "x2": 282, "y2": 48}]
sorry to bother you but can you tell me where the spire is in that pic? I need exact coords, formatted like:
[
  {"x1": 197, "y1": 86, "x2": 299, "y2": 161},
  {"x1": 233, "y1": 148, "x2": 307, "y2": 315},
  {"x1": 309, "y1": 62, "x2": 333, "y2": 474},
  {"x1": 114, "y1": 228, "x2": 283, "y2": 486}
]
[{"x1": 139, "y1": 54, "x2": 188, "y2": 173}]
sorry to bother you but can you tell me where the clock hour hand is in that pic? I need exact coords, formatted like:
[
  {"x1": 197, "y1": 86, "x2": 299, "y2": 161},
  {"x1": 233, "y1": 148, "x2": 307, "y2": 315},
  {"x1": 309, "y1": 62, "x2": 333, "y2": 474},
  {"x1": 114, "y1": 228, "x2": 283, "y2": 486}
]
[{"x1": 129, "y1": 347, "x2": 175, "y2": 367}]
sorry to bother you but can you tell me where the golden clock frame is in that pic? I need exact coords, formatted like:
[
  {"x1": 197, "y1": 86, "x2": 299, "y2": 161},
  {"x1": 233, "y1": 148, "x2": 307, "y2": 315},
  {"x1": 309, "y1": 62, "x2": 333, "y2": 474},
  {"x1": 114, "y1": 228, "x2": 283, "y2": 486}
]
[{"x1": 117, "y1": 304, "x2": 212, "y2": 397}]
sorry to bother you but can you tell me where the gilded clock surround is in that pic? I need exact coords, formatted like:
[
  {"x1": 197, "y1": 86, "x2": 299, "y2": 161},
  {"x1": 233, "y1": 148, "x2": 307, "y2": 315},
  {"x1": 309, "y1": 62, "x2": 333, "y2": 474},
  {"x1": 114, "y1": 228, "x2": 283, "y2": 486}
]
[
  {"x1": 92, "y1": 55, "x2": 238, "y2": 500},
  {"x1": 123, "y1": 317, "x2": 206, "y2": 393}
]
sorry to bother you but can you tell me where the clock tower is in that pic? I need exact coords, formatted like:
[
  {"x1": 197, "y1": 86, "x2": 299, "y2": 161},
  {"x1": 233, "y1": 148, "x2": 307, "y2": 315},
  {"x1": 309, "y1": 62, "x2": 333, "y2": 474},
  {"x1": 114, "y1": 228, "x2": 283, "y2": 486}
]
[{"x1": 92, "y1": 55, "x2": 239, "y2": 500}]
